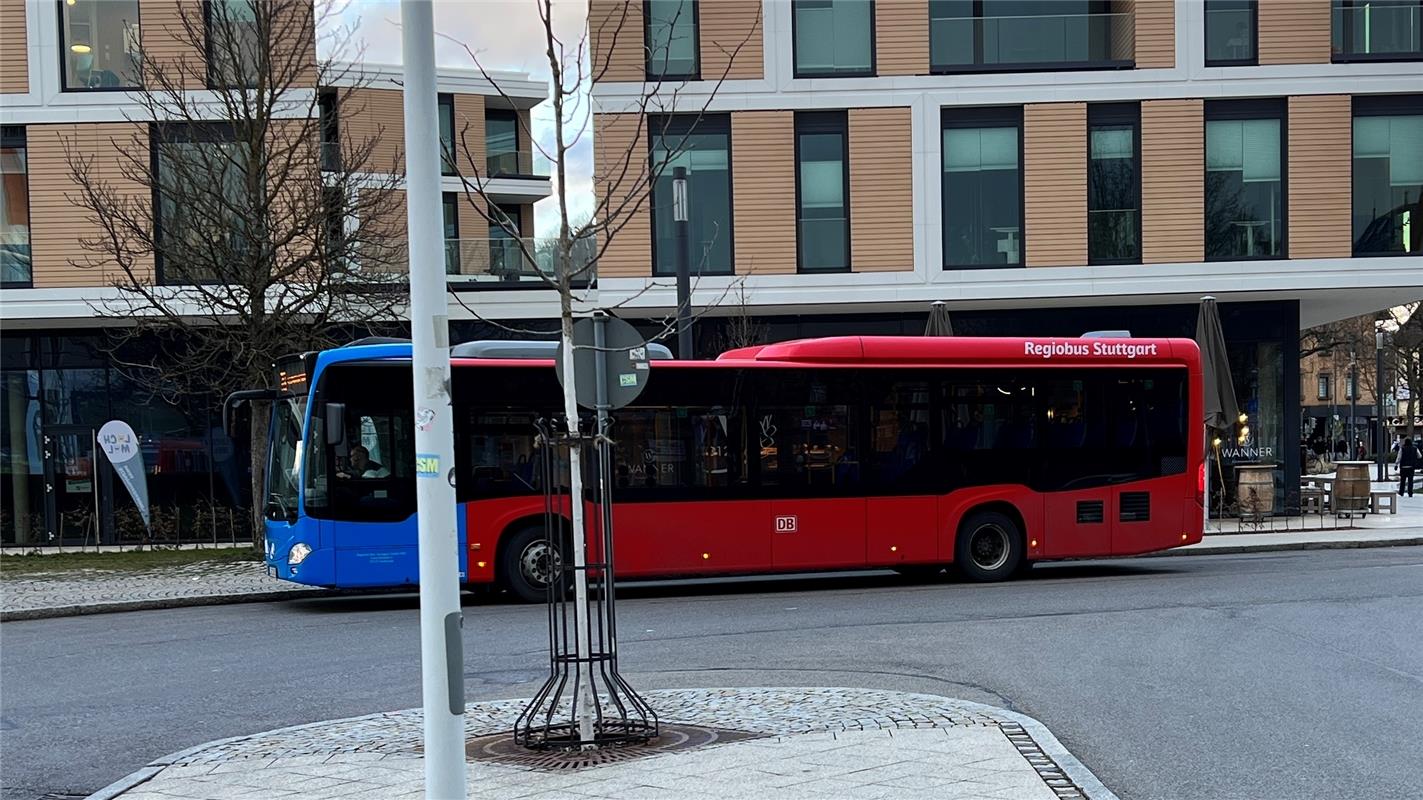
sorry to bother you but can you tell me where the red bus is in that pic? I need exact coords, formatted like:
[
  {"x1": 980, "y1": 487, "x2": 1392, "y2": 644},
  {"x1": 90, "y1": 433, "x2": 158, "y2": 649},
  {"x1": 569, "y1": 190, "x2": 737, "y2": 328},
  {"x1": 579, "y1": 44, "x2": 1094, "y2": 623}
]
[{"x1": 258, "y1": 335, "x2": 1204, "y2": 600}]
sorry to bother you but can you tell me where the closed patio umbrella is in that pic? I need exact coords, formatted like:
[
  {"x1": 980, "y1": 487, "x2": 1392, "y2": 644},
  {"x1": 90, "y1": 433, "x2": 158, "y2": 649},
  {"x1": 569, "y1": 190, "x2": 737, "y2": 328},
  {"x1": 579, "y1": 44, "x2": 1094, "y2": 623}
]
[
  {"x1": 1196, "y1": 296, "x2": 1239, "y2": 526},
  {"x1": 926, "y1": 301, "x2": 954, "y2": 336}
]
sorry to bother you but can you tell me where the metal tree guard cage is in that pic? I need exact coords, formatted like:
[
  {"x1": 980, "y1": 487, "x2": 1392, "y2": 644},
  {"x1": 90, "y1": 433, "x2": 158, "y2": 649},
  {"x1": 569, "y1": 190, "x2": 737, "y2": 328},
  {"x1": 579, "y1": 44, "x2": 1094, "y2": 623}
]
[{"x1": 515, "y1": 416, "x2": 658, "y2": 750}]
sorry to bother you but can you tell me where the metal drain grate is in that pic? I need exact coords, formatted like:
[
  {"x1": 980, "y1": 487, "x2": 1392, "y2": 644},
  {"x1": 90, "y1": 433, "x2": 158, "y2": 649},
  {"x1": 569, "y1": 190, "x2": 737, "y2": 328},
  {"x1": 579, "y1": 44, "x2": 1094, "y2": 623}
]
[
  {"x1": 1000, "y1": 722, "x2": 1089, "y2": 800},
  {"x1": 466, "y1": 724, "x2": 763, "y2": 771}
]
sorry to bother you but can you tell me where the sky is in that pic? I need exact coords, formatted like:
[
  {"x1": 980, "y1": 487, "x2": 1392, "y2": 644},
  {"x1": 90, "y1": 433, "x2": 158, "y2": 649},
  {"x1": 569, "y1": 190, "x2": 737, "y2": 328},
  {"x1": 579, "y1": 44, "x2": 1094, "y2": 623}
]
[{"x1": 326, "y1": 0, "x2": 594, "y2": 235}]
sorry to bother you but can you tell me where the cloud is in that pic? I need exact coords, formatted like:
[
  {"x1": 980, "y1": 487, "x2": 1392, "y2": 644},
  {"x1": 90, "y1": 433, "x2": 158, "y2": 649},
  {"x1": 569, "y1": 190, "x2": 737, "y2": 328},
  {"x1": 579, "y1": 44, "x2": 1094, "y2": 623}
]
[{"x1": 326, "y1": 0, "x2": 594, "y2": 237}]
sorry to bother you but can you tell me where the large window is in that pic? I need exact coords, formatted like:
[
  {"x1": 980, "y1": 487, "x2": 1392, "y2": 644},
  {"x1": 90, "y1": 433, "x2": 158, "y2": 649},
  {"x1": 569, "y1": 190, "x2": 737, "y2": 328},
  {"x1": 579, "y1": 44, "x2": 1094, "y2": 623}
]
[
  {"x1": 61, "y1": 0, "x2": 141, "y2": 89},
  {"x1": 931, "y1": 0, "x2": 1130, "y2": 72},
  {"x1": 485, "y1": 110, "x2": 521, "y2": 176},
  {"x1": 153, "y1": 123, "x2": 251, "y2": 284},
  {"x1": 645, "y1": 0, "x2": 700, "y2": 79},
  {"x1": 793, "y1": 0, "x2": 874, "y2": 77},
  {"x1": 205, "y1": 0, "x2": 262, "y2": 89},
  {"x1": 438, "y1": 94, "x2": 456, "y2": 176},
  {"x1": 1317, "y1": 374, "x2": 1331, "y2": 400},
  {"x1": 318, "y1": 91, "x2": 340, "y2": 172},
  {"x1": 1205, "y1": 0, "x2": 1257, "y2": 65},
  {"x1": 442, "y1": 193, "x2": 460, "y2": 275},
  {"x1": 1087, "y1": 103, "x2": 1140, "y2": 264},
  {"x1": 1352, "y1": 96, "x2": 1422, "y2": 256},
  {"x1": 1, "y1": 127, "x2": 29, "y2": 288},
  {"x1": 1333, "y1": 0, "x2": 1422, "y2": 61},
  {"x1": 795, "y1": 112, "x2": 850, "y2": 272},
  {"x1": 650, "y1": 114, "x2": 734, "y2": 276},
  {"x1": 1205, "y1": 99, "x2": 1285, "y2": 261},
  {"x1": 942, "y1": 107, "x2": 1022, "y2": 268}
]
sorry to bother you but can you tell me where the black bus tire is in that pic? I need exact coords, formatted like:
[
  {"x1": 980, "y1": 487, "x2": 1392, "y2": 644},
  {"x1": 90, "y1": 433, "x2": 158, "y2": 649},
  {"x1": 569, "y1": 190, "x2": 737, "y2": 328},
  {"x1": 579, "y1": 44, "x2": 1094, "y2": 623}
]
[
  {"x1": 499, "y1": 524, "x2": 563, "y2": 603},
  {"x1": 954, "y1": 511, "x2": 1023, "y2": 582}
]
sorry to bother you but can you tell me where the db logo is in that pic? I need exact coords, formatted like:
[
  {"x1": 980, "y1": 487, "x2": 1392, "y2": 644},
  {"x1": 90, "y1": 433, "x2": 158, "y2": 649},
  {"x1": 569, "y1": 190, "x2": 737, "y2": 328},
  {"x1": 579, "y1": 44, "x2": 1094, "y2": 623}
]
[{"x1": 775, "y1": 515, "x2": 798, "y2": 533}]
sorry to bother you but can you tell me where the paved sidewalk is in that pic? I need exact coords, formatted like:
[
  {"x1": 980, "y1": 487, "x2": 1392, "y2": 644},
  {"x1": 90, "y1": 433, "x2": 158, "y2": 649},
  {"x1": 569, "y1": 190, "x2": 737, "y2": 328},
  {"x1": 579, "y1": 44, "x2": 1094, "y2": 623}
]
[
  {"x1": 0, "y1": 559, "x2": 326, "y2": 621},
  {"x1": 91, "y1": 688, "x2": 1115, "y2": 800}
]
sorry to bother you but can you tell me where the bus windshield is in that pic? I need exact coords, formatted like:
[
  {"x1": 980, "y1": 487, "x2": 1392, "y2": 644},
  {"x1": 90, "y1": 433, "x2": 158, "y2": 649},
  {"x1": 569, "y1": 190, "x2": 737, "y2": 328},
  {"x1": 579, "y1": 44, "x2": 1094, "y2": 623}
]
[{"x1": 266, "y1": 395, "x2": 306, "y2": 520}]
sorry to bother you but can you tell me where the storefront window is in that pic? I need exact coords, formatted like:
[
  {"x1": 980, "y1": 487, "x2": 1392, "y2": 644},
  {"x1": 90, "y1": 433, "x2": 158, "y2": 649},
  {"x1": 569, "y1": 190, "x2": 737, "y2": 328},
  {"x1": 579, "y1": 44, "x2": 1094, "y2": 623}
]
[
  {"x1": 1, "y1": 368, "x2": 43, "y2": 545},
  {"x1": 61, "y1": 0, "x2": 142, "y2": 90}
]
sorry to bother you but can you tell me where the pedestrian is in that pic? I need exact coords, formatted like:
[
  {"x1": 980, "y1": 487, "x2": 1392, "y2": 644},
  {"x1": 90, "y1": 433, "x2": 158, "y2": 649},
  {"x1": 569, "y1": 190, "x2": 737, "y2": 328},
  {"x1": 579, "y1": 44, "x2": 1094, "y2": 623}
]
[{"x1": 1399, "y1": 437, "x2": 1419, "y2": 498}]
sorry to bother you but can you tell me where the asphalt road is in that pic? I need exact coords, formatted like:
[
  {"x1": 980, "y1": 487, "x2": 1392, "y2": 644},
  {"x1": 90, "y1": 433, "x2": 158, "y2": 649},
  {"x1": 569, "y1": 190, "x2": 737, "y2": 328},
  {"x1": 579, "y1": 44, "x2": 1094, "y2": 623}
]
[{"x1": 3, "y1": 547, "x2": 1422, "y2": 800}]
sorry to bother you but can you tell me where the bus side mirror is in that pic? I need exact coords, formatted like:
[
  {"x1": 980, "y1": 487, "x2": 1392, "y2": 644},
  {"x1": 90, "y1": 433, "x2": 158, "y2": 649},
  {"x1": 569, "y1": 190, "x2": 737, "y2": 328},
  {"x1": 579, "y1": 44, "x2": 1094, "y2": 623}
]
[{"x1": 325, "y1": 403, "x2": 347, "y2": 448}]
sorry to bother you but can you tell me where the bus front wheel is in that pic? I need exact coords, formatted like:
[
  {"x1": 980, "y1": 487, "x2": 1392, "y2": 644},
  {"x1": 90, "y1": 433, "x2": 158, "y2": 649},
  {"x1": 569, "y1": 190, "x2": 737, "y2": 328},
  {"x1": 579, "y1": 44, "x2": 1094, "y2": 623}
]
[
  {"x1": 499, "y1": 525, "x2": 563, "y2": 603},
  {"x1": 954, "y1": 511, "x2": 1023, "y2": 582}
]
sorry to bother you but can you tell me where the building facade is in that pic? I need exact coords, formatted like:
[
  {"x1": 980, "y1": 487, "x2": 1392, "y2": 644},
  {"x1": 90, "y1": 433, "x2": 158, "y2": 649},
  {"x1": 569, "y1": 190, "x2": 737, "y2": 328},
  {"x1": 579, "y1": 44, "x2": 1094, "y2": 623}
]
[
  {"x1": 0, "y1": 0, "x2": 549, "y2": 545},
  {"x1": 587, "y1": 0, "x2": 1423, "y2": 510}
]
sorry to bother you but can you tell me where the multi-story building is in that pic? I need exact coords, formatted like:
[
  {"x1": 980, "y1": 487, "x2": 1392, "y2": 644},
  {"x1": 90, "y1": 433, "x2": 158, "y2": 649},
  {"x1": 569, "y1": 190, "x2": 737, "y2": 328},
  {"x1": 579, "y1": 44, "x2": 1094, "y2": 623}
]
[
  {"x1": 0, "y1": 0, "x2": 548, "y2": 545},
  {"x1": 587, "y1": 0, "x2": 1423, "y2": 504}
]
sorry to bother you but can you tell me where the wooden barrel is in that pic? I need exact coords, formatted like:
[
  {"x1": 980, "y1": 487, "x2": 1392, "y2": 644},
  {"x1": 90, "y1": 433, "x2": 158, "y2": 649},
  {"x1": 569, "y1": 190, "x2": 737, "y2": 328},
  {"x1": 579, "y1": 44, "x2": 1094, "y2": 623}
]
[
  {"x1": 1334, "y1": 461, "x2": 1372, "y2": 513},
  {"x1": 1236, "y1": 465, "x2": 1276, "y2": 520}
]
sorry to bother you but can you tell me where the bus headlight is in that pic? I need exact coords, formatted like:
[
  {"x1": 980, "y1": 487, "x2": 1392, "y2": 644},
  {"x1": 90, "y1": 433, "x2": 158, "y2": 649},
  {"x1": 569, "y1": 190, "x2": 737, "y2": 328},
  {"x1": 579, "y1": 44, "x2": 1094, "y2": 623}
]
[{"x1": 288, "y1": 542, "x2": 313, "y2": 565}]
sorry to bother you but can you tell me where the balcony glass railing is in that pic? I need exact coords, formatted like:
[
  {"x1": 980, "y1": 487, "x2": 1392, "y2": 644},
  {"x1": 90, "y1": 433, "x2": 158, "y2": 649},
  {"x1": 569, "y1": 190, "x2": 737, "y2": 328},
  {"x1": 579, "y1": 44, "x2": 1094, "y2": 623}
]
[
  {"x1": 1332, "y1": 1, "x2": 1423, "y2": 60},
  {"x1": 356, "y1": 236, "x2": 597, "y2": 285},
  {"x1": 930, "y1": 11, "x2": 1133, "y2": 71},
  {"x1": 485, "y1": 149, "x2": 545, "y2": 178}
]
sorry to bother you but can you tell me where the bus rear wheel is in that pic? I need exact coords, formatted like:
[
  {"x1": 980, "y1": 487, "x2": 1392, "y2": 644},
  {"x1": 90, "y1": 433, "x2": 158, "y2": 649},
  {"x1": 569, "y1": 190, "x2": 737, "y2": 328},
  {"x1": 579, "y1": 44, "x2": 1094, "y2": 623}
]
[
  {"x1": 499, "y1": 524, "x2": 563, "y2": 603},
  {"x1": 954, "y1": 511, "x2": 1023, "y2": 582}
]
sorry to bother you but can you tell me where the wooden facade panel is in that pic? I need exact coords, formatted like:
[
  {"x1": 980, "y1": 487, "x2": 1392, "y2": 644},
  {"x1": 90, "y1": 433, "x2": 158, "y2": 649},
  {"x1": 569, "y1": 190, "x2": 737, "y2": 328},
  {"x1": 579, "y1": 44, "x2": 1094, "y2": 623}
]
[
  {"x1": 27, "y1": 123, "x2": 154, "y2": 287},
  {"x1": 1024, "y1": 103, "x2": 1087, "y2": 267},
  {"x1": 1288, "y1": 95, "x2": 1352, "y2": 259},
  {"x1": 593, "y1": 113, "x2": 651, "y2": 277},
  {"x1": 732, "y1": 112, "x2": 795, "y2": 275},
  {"x1": 1109, "y1": 0, "x2": 1136, "y2": 61},
  {"x1": 140, "y1": 0, "x2": 207, "y2": 89},
  {"x1": 341, "y1": 88, "x2": 405, "y2": 175},
  {"x1": 1141, "y1": 99, "x2": 1203, "y2": 264},
  {"x1": 849, "y1": 108, "x2": 914, "y2": 272},
  {"x1": 0, "y1": 0, "x2": 27, "y2": 94},
  {"x1": 590, "y1": 0, "x2": 645, "y2": 82},
  {"x1": 701, "y1": 0, "x2": 764, "y2": 80},
  {"x1": 1134, "y1": 0, "x2": 1174, "y2": 68},
  {"x1": 1259, "y1": 0, "x2": 1331, "y2": 65},
  {"x1": 875, "y1": 0, "x2": 928, "y2": 76},
  {"x1": 453, "y1": 93, "x2": 487, "y2": 174}
]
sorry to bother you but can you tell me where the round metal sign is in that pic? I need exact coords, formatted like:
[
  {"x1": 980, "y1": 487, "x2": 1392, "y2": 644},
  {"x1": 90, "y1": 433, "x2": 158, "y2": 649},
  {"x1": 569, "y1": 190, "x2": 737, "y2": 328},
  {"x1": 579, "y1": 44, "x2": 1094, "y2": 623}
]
[{"x1": 554, "y1": 316, "x2": 652, "y2": 410}]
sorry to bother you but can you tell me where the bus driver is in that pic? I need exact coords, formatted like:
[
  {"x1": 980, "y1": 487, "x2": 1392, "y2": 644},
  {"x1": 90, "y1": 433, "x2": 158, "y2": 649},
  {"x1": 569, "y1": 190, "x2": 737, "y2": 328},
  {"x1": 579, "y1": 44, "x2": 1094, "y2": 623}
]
[{"x1": 338, "y1": 445, "x2": 390, "y2": 479}]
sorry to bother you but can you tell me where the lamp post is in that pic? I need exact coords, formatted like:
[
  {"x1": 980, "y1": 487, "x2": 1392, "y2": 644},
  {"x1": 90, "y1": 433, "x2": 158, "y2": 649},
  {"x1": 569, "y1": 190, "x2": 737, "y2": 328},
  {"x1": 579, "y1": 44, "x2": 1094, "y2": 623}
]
[
  {"x1": 673, "y1": 166, "x2": 692, "y2": 360},
  {"x1": 1349, "y1": 345, "x2": 1358, "y2": 460},
  {"x1": 1377, "y1": 329, "x2": 1387, "y2": 480}
]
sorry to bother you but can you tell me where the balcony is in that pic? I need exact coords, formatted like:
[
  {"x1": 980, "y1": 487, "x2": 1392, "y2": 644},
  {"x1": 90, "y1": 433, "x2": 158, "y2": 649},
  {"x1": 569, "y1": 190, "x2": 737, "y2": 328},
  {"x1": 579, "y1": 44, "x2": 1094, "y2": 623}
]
[
  {"x1": 485, "y1": 149, "x2": 545, "y2": 179},
  {"x1": 1332, "y1": 1, "x2": 1423, "y2": 62},
  {"x1": 930, "y1": 10, "x2": 1134, "y2": 73},
  {"x1": 355, "y1": 237, "x2": 595, "y2": 287}
]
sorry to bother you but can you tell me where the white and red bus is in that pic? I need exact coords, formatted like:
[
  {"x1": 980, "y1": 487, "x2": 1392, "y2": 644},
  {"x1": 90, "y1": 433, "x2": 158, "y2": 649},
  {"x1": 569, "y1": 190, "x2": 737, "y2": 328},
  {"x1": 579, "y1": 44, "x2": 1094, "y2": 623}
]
[{"x1": 251, "y1": 335, "x2": 1204, "y2": 600}]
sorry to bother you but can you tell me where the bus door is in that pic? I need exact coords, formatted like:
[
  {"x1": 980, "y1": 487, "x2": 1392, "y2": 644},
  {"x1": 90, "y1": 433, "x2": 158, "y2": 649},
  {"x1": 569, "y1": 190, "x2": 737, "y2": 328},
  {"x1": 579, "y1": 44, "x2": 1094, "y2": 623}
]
[{"x1": 757, "y1": 393, "x2": 867, "y2": 571}]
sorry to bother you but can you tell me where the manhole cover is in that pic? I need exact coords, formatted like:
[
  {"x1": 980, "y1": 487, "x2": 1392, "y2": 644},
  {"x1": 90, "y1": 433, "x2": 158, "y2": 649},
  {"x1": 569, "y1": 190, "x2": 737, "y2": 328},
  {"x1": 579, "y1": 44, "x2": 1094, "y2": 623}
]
[{"x1": 466, "y1": 724, "x2": 763, "y2": 770}]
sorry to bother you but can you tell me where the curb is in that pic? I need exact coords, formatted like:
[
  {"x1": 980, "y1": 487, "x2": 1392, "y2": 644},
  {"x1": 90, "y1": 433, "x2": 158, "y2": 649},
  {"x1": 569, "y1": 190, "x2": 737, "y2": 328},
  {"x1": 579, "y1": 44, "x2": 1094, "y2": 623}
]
[
  {"x1": 0, "y1": 588, "x2": 334, "y2": 622},
  {"x1": 10, "y1": 535, "x2": 1422, "y2": 622},
  {"x1": 85, "y1": 689, "x2": 1120, "y2": 800},
  {"x1": 1146, "y1": 536, "x2": 1423, "y2": 558}
]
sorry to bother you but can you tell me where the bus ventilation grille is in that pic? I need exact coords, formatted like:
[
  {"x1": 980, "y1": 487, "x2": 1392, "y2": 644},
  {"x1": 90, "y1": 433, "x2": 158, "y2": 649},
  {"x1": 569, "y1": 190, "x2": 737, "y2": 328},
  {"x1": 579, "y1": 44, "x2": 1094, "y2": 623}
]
[
  {"x1": 1076, "y1": 501, "x2": 1104, "y2": 524},
  {"x1": 1120, "y1": 492, "x2": 1151, "y2": 522}
]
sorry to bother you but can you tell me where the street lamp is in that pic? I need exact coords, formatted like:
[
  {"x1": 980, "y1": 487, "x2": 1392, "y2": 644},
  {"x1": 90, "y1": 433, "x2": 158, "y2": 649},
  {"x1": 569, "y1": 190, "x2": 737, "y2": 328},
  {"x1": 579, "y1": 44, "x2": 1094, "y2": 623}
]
[
  {"x1": 672, "y1": 166, "x2": 693, "y2": 361},
  {"x1": 1349, "y1": 345, "x2": 1358, "y2": 460},
  {"x1": 1377, "y1": 328, "x2": 1386, "y2": 480}
]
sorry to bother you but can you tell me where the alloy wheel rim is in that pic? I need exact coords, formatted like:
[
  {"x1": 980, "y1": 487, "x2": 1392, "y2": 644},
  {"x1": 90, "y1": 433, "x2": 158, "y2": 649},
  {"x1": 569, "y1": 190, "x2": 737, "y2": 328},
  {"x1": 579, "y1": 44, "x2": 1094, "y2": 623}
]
[
  {"x1": 519, "y1": 540, "x2": 560, "y2": 588},
  {"x1": 969, "y1": 525, "x2": 1010, "y2": 572}
]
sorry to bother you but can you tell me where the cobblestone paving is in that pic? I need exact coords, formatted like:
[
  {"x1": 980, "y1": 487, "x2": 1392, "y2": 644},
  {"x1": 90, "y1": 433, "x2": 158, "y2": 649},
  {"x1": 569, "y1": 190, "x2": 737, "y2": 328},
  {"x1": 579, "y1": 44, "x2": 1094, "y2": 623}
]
[
  {"x1": 171, "y1": 688, "x2": 1004, "y2": 766},
  {"x1": 0, "y1": 559, "x2": 320, "y2": 616},
  {"x1": 114, "y1": 689, "x2": 1106, "y2": 800}
]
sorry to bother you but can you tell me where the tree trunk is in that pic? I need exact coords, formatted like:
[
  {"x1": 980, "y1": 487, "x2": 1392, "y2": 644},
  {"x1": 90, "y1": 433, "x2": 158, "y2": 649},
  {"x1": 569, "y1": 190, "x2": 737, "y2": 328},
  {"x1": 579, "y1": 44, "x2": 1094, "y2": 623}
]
[{"x1": 248, "y1": 406, "x2": 270, "y2": 550}]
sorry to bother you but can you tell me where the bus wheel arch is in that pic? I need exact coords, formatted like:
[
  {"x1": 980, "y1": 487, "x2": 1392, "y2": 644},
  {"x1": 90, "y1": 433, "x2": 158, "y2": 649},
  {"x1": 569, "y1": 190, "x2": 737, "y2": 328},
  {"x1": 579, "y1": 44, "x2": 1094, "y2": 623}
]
[
  {"x1": 953, "y1": 503, "x2": 1026, "y2": 582},
  {"x1": 495, "y1": 516, "x2": 571, "y2": 603}
]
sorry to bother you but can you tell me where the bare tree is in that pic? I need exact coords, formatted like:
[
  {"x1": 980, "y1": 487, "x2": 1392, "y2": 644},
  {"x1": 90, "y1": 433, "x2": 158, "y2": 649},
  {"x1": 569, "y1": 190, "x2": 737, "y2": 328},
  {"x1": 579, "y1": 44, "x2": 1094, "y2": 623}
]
[
  {"x1": 64, "y1": 0, "x2": 407, "y2": 541},
  {"x1": 711, "y1": 283, "x2": 769, "y2": 353}
]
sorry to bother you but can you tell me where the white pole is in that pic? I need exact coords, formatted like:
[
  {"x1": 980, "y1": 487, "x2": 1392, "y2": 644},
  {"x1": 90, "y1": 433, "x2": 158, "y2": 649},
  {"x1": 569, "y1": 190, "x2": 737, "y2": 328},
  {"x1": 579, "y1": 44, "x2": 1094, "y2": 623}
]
[{"x1": 399, "y1": 2, "x2": 466, "y2": 797}]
